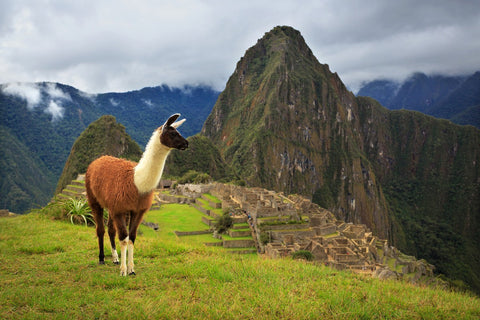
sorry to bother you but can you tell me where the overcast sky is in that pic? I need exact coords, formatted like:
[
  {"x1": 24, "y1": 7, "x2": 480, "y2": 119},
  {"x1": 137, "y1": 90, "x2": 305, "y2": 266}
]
[{"x1": 1, "y1": 0, "x2": 479, "y2": 93}]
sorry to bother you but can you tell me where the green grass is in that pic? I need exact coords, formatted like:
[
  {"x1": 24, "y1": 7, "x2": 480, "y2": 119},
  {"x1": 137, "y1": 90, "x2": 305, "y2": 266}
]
[
  {"x1": 221, "y1": 234, "x2": 253, "y2": 241},
  {"x1": 202, "y1": 193, "x2": 221, "y2": 203},
  {"x1": 324, "y1": 232, "x2": 339, "y2": 238},
  {"x1": 1, "y1": 209, "x2": 479, "y2": 319},
  {"x1": 234, "y1": 222, "x2": 249, "y2": 228},
  {"x1": 145, "y1": 204, "x2": 208, "y2": 237}
]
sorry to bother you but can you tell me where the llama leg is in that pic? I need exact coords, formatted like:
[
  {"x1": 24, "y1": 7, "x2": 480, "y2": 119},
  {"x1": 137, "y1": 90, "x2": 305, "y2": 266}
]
[
  {"x1": 119, "y1": 236, "x2": 129, "y2": 276},
  {"x1": 91, "y1": 202, "x2": 105, "y2": 264},
  {"x1": 107, "y1": 217, "x2": 119, "y2": 264},
  {"x1": 127, "y1": 239, "x2": 135, "y2": 275},
  {"x1": 127, "y1": 211, "x2": 146, "y2": 275},
  {"x1": 113, "y1": 214, "x2": 129, "y2": 276}
]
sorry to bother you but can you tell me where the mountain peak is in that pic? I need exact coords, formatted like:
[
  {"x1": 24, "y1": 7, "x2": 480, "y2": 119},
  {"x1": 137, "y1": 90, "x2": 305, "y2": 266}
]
[
  {"x1": 55, "y1": 115, "x2": 143, "y2": 194},
  {"x1": 201, "y1": 26, "x2": 480, "y2": 293},
  {"x1": 235, "y1": 26, "x2": 319, "y2": 81}
]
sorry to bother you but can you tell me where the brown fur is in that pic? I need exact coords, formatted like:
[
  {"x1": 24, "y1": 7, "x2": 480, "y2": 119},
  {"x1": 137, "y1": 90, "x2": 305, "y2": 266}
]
[
  {"x1": 86, "y1": 156, "x2": 154, "y2": 214},
  {"x1": 85, "y1": 113, "x2": 188, "y2": 273},
  {"x1": 85, "y1": 155, "x2": 154, "y2": 265}
]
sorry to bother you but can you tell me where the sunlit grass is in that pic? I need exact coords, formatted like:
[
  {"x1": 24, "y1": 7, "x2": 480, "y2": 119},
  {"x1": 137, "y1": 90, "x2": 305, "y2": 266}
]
[{"x1": 0, "y1": 209, "x2": 479, "y2": 319}]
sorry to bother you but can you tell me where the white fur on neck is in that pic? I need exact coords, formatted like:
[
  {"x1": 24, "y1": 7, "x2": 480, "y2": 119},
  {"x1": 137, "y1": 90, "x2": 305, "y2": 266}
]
[{"x1": 134, "y1": 129, "x2": 171, "y2": 194}]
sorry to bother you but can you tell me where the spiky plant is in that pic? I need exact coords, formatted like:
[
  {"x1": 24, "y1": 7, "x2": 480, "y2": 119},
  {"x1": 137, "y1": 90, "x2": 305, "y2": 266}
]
[{"x1": 63, "y1": 198, "x2": 93, "y2": 226}]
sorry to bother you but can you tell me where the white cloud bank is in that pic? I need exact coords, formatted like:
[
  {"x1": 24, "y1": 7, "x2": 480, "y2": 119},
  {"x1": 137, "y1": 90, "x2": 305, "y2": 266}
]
[
  {"x1": 46, "y1": 100, "x2": 64, "y2": 121},
  {"x1": 1, "y1": 82, "x2": 68, "y2": 120},
  {"x1": 0, "y1": 0, "x2": 479, "y2": 93},
  {"x1": 2, "y1": 82, "x2": 41, "y2": 109}
]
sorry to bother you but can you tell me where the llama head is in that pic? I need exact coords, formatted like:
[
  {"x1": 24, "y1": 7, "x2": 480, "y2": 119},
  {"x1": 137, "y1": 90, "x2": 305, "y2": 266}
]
[{"x1": 160, "y1": 113, "x2": 188, "y2": 150}]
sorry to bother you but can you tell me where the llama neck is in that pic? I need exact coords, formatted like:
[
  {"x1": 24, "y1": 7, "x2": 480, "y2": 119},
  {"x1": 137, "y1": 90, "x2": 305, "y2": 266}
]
[{"x1": 134, "y1": 130, "x2": 171, "y2": 194}]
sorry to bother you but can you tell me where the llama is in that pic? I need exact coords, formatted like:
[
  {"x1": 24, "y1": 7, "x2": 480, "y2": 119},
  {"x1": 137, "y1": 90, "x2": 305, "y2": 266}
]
[{"x1": 85, "y1": 113, "x2": 188, "y2": 276}]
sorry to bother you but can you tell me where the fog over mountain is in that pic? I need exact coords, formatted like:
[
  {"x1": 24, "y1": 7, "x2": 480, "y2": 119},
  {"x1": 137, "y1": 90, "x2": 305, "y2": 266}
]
[
  {"x1": 1, "y1": 1, "x2": 479, "y2": 93},
  {"x1": 0, "y1": 81, "x2": 219, "y2": 213}
]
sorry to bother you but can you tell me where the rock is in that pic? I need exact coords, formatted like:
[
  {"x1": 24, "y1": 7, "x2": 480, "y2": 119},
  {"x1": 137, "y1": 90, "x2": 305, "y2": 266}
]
[{"x1": 373, "y1": 268, "x2": 398, "y2": 280}]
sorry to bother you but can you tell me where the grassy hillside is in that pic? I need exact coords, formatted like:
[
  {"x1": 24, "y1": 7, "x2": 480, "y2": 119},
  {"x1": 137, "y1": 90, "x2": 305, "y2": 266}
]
[
  {"x1": 1, "y1": 208, "x2": 479, "y2": 319},
  {"x1": 55, "y1": 115, "x2": 143, "y2": 194}
]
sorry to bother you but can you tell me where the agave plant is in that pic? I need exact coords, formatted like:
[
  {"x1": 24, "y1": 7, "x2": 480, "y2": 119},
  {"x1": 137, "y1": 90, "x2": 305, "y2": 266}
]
[{"x1": 63, "y1": 198, "x2": 94, "y2": 226}]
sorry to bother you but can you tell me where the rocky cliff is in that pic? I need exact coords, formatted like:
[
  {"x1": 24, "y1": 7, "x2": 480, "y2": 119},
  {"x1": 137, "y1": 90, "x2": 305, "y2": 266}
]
[
  {"x1": 201, "y1": 26, "x2": 480, "y2": 292},
  {"x1": 202, "y1": 26, "x2": 391, "y2": 239}
]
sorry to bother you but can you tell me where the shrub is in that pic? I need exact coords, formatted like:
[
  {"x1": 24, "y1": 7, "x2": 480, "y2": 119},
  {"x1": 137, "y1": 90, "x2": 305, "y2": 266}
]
[
  {"x1": 260, "y1": 232, "x2": 270, "y2": 245},
  {"x1": 177, "y1": 170, "x2": 212, "y2": 184},
  {"x1": 63, "y1": 198, "x2": 94, "y2": 226},
  {"x1": 292, "y1": 250, "x2": 313, "y2": 261},
  {"x1": 214, "y1": 212, "x2": 233, "y2": 234},
  {"x1": 33, "y1": 197, "x2": 65, "y2": 220}
]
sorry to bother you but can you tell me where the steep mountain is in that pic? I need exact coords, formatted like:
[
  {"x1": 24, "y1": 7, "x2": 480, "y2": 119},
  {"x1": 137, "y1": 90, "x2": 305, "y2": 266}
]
[
  {"x1": 0, "y1": 126, "x2": 56, "y2": 213},
  {"x1": 430, "y1": 71, "x2": 480, "y2": 122},
  {"x1": 201, "y1": 26, "x2": 480, "y2": 292},
  {"x1": 164, "y1": 134, "x2": 235, "y2": 181},
  {"x1": 95, "y1": 85, "x2": 219, "y2": 144},
  {"x1": 357, "y1": 72, "x2": 480, "y2": 128},
  {"x1": 355, "y1": 79, "x2": 400, "y2": 107},
  {"x1": 202, "y1": 26, "x2": 392, "y2": 239},
  {"x1": 55, "y1": 115, "x2": 143, "y2": 193},
  {"x1": 0, "y1": 82, "x2": 219, "y2": 213}
]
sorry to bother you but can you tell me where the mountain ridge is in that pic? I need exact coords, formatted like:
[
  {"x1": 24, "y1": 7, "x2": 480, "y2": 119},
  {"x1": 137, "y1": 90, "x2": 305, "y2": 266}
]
[
  {"x1": 357, "y1": 71, "x2": 480, "y2": 128},
  {"x1": 0, "y1": 82, "x2": 219, "y2": 213},
  {"x1": 200, "y1": 25, "x2": 480, "y2": 293}
]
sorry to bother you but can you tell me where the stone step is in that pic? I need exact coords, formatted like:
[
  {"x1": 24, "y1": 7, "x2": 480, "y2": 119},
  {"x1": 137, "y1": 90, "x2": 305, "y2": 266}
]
[
  {"x1": 227, "y1": 248, "x2": 257, "y2": 254},
  {"x1": 200, "y1": 194, "x2": 222, "y2": 209},
  {"x1": 204, "y1": 242, "x2": 223, "y2": 247},
  {"x1": 228, "y1": 229, "x2": 251, "y2": 237},
  {"x1": 222, "y1": 239, "x2": 255, "y2": 248},
  {"x1": 232, "y1": 216, "x2": 247, "y2": 223},
  {"x1": 62, "y1": 189, "x2": 82, "y2": 198},
  {"x1": 65, "y1": 184, "x2": 85, "y2": 193},
  {"x1": 71, "y1": 180, "x2": 85, "y2": 187},
  {"x1": 56, "y1": 193, "x2": 70, "y2": 200},
  {"x1": 232, "y1": 224, "x2": 249, "y2": 230},
  {"x1": 175, "y1": 230, "x2": 211, "y2": 236}
]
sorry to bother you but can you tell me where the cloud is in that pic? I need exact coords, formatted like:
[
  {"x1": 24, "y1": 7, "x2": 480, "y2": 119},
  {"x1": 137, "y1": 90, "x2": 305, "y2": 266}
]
[
  {"x1": 109, "y1": 98, "x2": 119, "y2": 106},
  {"x1": 0, "y1": 0, "x2": 479, "y2": 93},
  {"x1": 142, "y1": 99, "x2": 153, "y2": 107},
  {"x1": 1, "y1": 82, "x2": 68, "y2": 120},
  {"x1": 1, "y1": 82, "x2": 41, "y2": 109},
  {"x1": 45, "y1": 100, "x2": 64, "y2": 121},
  {"x1": 45, "y1": 83, "x2": 71, "y2": 101}
]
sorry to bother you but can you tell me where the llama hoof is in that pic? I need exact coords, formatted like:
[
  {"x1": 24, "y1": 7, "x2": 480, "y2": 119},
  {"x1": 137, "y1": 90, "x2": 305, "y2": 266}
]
[
  {"x1": 99, "y1": 261, "x2": 105, "y2": 265},
  {"x1": 129, "y1": 271, "x2": 136, "y2": 276},
  {"x1": 113, "y1": 261, "x2": 119, "y2": 265}
]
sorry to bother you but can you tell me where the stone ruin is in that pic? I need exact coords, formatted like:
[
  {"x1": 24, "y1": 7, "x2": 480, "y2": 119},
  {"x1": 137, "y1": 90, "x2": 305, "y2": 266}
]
[{"x1": 165, "y1": 182, "x2": 440, "y2": 285}]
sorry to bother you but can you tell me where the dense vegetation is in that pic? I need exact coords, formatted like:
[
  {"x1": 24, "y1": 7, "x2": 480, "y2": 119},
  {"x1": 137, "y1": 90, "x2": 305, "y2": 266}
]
[
  {"x1": 0, "y1": 83, "x2": 219, "y2": 213},
  {"x1": 1, "y1": 209, "x2": 479, "y2": 319},
  {"x1": 0, "y1": 127, "x2": 56, "y2": 213},
  {"x1": 55, "y1": 115, "x2": 143, "y2": 193},
  {"x1": 164, "y1": 134, "x2": 236, "y2": 182}
]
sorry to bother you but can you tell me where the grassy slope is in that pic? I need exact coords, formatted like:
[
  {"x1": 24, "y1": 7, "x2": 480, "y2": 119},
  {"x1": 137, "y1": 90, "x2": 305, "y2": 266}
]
[{"x1": 1, "y1": 207, "x2": 479, "y2": 319}]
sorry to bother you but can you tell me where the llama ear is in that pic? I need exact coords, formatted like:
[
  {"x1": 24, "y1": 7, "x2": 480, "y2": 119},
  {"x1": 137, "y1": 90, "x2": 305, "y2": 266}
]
[
  {"x1": 172, "y1": 118, "x2": 186, "y2": 128},
  {"x1": 164, "y1": 113, "x2": 180, "y2": 128}
]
